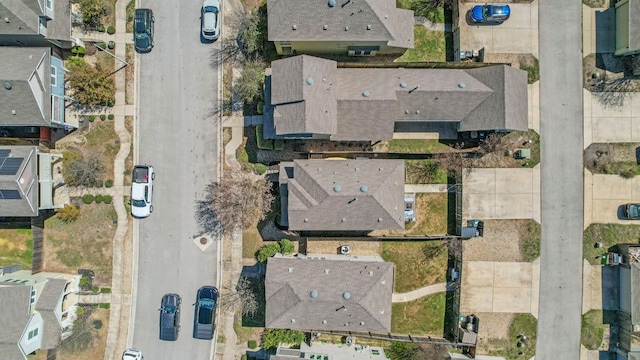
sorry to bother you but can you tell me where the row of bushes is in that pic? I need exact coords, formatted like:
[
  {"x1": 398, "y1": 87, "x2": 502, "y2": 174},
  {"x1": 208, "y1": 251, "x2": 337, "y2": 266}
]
[
  {"x1": 83, "y1": 194, "x2": 113, "y2": 204},
  {"x1": 81, "y1": 179, "x2": 114, "y2": 188},
  {"x1": 256, "y1": 239, "x2": 295, "y2": 263},
  {"x1": 256, "y1": 125, "x2": 284, "y2": 150},
  {"x1": 95, "y1": 41, "x2": 116, "y2": 50},
  {"x1": 88, "y1": 114, "x2": 115, "y2": 122},
  {"x1": 96, "y1": 25, "x2": 116, "y2": 34}
]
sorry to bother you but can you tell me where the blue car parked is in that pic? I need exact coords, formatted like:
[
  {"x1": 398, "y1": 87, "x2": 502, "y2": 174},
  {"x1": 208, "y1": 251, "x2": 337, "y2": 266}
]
[{"x1": 470, "y1": 4, "x2": 510, "y2": 24}]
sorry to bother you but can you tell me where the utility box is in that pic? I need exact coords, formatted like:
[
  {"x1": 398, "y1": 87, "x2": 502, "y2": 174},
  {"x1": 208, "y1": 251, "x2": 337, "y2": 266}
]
[{"x1": 514, "y1": 149, "x2": 531, "y2": 160}]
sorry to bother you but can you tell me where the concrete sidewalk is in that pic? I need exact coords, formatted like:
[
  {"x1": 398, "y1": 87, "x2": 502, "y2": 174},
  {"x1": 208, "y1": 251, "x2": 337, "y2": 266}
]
[{"x1": 392, "y1": 283, "x2": 447, "y2": 303}]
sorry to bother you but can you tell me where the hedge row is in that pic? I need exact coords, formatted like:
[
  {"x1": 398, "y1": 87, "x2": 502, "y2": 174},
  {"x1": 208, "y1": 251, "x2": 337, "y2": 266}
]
[{"x1": 82, "y1": 194, "x2": 113, "y2": 204}]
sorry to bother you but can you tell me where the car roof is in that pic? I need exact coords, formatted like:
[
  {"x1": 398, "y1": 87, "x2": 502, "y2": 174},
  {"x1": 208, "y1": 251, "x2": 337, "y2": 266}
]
[{"x1": 197, "y1": 286, "x2": 218, "y2": 300}]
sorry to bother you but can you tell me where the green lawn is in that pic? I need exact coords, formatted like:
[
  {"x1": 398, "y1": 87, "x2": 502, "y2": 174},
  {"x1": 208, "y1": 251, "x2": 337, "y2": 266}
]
[
  {"x1": 0, "y1": 229, "x2": 33, "y2": 269},
  {"x1": 391, "y1": 293, "x2": 445, "y2": 335},
  {"x1": 396, "y1": 26, "x2": 446, "y2": 63},
  {"x1": 387, "y1": 139, "x2": 452, "y2": 153},
  {"x1": 381, "y1": 241, "x2": 447, "y2": 292},
  {"x1": 405, "y1": 160, "x2": 448, "y2": 184},
  {"x1": 581, "y1": 310, "x2": 606, "y2": 350},
  {"x1": 396, "y1": 0, "x2": 445, "y2": 23},
  {"x1": 584, "y1": 224, "x2": 640, "y2": 264}
]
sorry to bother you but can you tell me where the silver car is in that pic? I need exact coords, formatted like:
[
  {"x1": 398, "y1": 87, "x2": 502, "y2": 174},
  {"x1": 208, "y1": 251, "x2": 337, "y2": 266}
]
[{"x1": 201, "y1": 0, "x2": 220, "y2": 41}]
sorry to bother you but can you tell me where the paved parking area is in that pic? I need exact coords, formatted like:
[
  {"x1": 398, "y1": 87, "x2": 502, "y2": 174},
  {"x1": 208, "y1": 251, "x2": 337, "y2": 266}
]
[
  {"x1": 462, "y1": 167, "x2": 540, "y2": 222},
  {"x1": 460, "y1": 260, "x2": 540, "y2": 317},
  {"x1": 458, "y1": 1, "x2": 538, "y2": 57},
  {"x1": 584, "y1": 171, "x2": 640, "y2": 227},
  {"x1": 584, "y1": 90, "x2": 640, "y2": 147}
]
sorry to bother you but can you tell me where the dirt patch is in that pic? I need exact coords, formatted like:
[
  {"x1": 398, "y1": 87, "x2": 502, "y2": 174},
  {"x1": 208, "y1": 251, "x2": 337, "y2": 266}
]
[
  {"x1": 474, "y1": 312, "x2": 515, "y2": 353},
  {"x1": 583, "y1": 54, "x2": 640, "y2": 103},
  {"x1": 585, "y1": 143, "x2": 640, "y2": 178},
  {"x1": 124, "y1": 116, "x2": 134, "y2": 184},
  {"x1": 463, "y1": 220, "x2": 539, "y2": 262}
]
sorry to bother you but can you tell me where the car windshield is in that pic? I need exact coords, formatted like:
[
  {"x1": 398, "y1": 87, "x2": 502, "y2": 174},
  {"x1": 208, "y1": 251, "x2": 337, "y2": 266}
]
[
  {"x1": 131, "y1": 199, "x2": 146, "y2": 207},
  {"x1": 135, "y1": 22, "x2": 146, "y2": 33},
  {"x1": 204, "y1": 6, "x2": 218, "y2": 13},
  {"x1": 163, "y1": 305, "x2": 176, "y2": 314},
  {"x1": 630, "y1": 205, "x2": 640, "y2": 217}
]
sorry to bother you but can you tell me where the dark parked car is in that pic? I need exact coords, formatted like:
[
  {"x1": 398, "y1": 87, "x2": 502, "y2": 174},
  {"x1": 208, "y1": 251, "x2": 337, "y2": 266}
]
[
  {"x1": 134, "y1": 8, "x2": 154, "y2": 53},
  {"x1": 193, "y1": 286, "x2": 218, "y2": 340},
  {"x1": 470, "y1": 4, "x2": 510, "y2": 24},
  {"x1": 625, "y1": 203, "x2": 640, "y2": 220},
  {"x1": 159, "y1": 293, "x2": 181, "y2": 341}
]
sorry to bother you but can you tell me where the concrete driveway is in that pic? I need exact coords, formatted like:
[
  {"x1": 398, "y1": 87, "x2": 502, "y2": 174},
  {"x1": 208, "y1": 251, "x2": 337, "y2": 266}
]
[
  {"x1": 459, "y1": 1, "x2": 538, "y2": 57},
  {"x1": 584, "y1": 90, "x2": 640, "y2": 147},
  {"x1": 462, "y1": 167, "x2": 540, "y2": 222},
  {"x1": 460, "y1": 260, "x2": 540, "y2": 317},
  {"x1": 584, "y1": 171, "x2": 640, "y2": 226}
]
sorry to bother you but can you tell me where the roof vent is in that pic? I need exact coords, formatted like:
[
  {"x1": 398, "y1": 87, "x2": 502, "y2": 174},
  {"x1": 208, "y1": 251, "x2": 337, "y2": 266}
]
[
  {"x1": 291, "y1": 319, "x2": 296, "y2": 323},
  {"x1": 415, "y1": 110, "x2": 419, "y2": 114},
  {"x1": 328, "y1": 0, "x2": 336, "y2": 7},
  {"x1": 304, "y1": 218, "x2": 309, "y2": 223},
  {"x1": 367, "y1": 24, "x2": 371, "y2": 30},
  {"x1": 3, "y1": 82, "x2": 12, "y2": 90},
  {"x1": 333, "y1": 185, "x2": 341, "y2": 192},
  {"x1": 343, "y1": 292, "x2": 351, "y2": 300},
  {"x1": 360, "y1": 321, "x2": 365, "y2": 325},
  {"x1": 288, "y1": 268, "x2": 293, "y2": 273},
  {"x1": 381, "y1": 280, "x2": 386, "y2": 285},
  {"x1": 369, "y1": 271, "x2": 373, "y2": 276},
  {"x1": 306, "y1": 77, "x2": 314, "y2": 85},
  {"x1": 325, "y1": 269, "x2": 330, "y2": 274},
  {"x1": 341, "y1": 218, "x2": 346, "y2": 222},
  {"x1": 345, "y1": 26, "x2": 349, "y2": 31},
  {"x1": 4, "y1": 18, "x2": 9, "y2": 23},
  {"x1": 12, "y1": 110, "x2": 17, "y2": 115},
  {"x1": 378, "y1": 218, "x2": 382, "y2": 222},
  {"x1": 360, "y1": 186, "x2": 368, "y2": 192},
  {"x1": 310, "y1": 290, "x2": 318, "y2": 298},
  {"x1": 292, "y1": 24, "x2": 297, "y2": 30},
  {"x1": 458, "y1": 82, "x2": 466, "y2": 89},
  {"x1": 362, "y1": 91, "x2": 370, "y2": 97},
  {"x1": 322, "y1": 320, "x2": 327, "y2": 324},
  {"x1": 323, "y1": 24, "x2": 328, "y2": 30},
  {"x1": 400, "y1": 82, "x2": 407, "y2": 88}
]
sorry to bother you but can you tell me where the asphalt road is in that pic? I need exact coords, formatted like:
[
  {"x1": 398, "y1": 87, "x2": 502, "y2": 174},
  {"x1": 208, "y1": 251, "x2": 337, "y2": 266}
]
[
  {"x1": 536, "y1": 1, "x2": 584, "y2": 359},
  {"x1": 131, "y1": 0, "x2": 221, "y2": 358}
]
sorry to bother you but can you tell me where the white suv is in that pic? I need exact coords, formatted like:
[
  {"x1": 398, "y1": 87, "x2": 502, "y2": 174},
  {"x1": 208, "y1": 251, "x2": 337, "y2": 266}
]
[{"x1": 131, "y1": 165, "x2": 154, "y2": 218}]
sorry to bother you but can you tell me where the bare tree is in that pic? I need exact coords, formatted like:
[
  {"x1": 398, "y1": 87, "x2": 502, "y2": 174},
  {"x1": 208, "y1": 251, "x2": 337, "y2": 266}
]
[
  {"x1": 478, "y1": 133, "x2": 507, "y2": 156},
  {"x1": 195, "y1": 171, "x2": 275, "y2": 236},
  {"x1": 220, "y1": 277, "x2": 259, "y2": 316},
  {"x1": 62, "y1": 152, "x2": 104, "y2": 186},
  {"x1": 412, "y1": 0, "x2": 455, "y2": 18},
  {"x1": 437, "y1": 143, "x2": 468, "y2": 178},
  {"x1": 405, "y1": 160, "x2": 442, "y2": 184},
  {"x1": 594, "y1": 78, "x2": 639, "y2": 108}
]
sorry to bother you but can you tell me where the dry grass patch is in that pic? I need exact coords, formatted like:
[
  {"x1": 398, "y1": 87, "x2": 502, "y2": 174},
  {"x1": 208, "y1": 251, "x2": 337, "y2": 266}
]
[
  {"x1": 405, "y1": 193, "x2": 448, "y2": 235},
  {"x1": 0, "y1": 229, "x2": 33, "y2": 269},
  {"x1": 84, "y1": 121, "x2": 119, "y2": 180},
  {"x1": 125, "y1": 44, "x2": 134, "y2": 105},
  {"x1": 124, "y1": 116, "x2": 134, "y2": 184},
  {"x1": 45, "y1": 204, "x2": 117, "y2": 285},
  {"x1": 58, "y1": 308, "x2": 109, "y2": 360},
  {"x1": 381, "y1": 241, "x2": 447, "y2": 292}
]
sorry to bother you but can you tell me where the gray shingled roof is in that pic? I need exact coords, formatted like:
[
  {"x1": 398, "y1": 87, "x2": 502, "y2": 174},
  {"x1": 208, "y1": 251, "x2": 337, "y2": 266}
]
[
  {"x1": 0, "y1": 0, "x2": 71, "y2": 41},
  {"x1": 632, "y1": 0, "x2": 640, "y2": 53},
  {"x1": 0, "y1": 285, "x2": 32, "y2": 355},
  {"x1": 279, "y1": 159, "x2": 405, "y2": 231},
  {"x1": 0, "y1": 47, "x2": 52, "y2": 126},
  {"x1": 265, "y1": 257, "x2": 394, "y2": 332},
  {"x1": 35, "y1": 279, "x2": 66, "y2": 349},
  {"x1": 0, "y1": 146, "x2": 40, "y2": 217},
  {"x1": 271, "y1": 55, "x2": 338, "y2": 135},
  {"x1": 269, "y1": 56, "x2": 528, "y2": 140},
  {"x1": 268, "y1": 0, "x2": 413, "y2": 49}
]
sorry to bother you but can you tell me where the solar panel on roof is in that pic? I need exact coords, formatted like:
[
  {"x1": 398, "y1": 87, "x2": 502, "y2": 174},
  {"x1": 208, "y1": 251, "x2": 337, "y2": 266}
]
[
  {"x1": 0, "y1": 189, "x2": 21, "y2": 199},
  {"x1": 0, "y1": 157, "x2": 23, "y2": 175},
  {"x1": 0, "y1": 150, "x2": 10, "y2": 157}
]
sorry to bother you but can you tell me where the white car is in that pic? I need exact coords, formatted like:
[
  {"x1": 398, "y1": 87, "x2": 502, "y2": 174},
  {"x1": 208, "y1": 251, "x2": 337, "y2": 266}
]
[
  {"x1": 201, "y1": 0, "x2": 220, "y2": 41},
  {"x1": 122, "y1": 348, "x2": 143, "y2": 360},
  {"x1": 131, "y1": 165, "x2": 154, "y2": 218}
]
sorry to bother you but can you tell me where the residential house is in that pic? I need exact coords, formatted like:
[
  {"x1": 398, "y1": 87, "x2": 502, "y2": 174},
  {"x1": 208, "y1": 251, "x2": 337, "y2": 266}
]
[
  {"x1": 0, "y1": 0, "x2": 74, "y2": 50},
  {"x1": 267, "y1": 0, "x2": 414, "y2": 56},
  {"x1": 0, "y1": 267, "x2": 80, "y2": 360},
  {"x1": 0, "y1": 145, "x2": 63, "y2": 217},
  {"x1": 615, "y1": 0, "x2": 640, "y2": 56},
  {"x1": 272, "y1": 342, "x2": 388, "y2": 360},
  {"x1": 265, "y1": 255, "x2": 394, "y2": 333},
  {"x1": 607, "y1": 243, "x2": 640, "y2": 358},
  {"x1": 278, "y1": 159, "x2": 405, "y2": 232},
  {"x1": 263, "y1": 55, "x2": 528, "y2": 141},
  {"x1": 0, "y1": 47, "x2": 71, "y2": 133}
]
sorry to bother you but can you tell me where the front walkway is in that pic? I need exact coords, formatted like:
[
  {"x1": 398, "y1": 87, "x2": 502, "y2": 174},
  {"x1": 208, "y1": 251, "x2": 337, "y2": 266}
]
[{"x1": 392, "y1": 283, "x2": 447, "y2": 303}]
